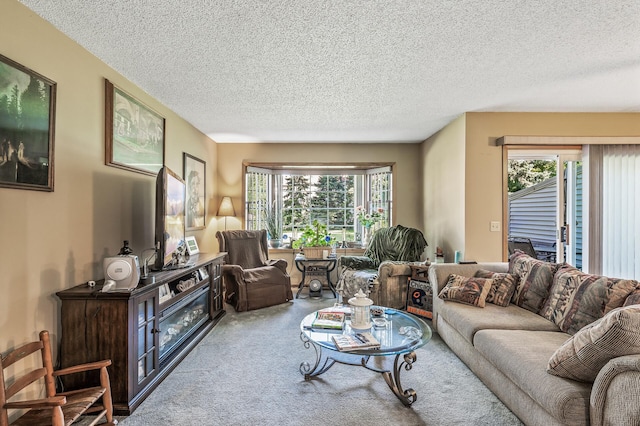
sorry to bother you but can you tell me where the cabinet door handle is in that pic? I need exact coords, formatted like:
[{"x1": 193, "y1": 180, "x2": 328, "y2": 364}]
[{"x1": 151, "y1": 328, "x2": 161, "y2": 334}]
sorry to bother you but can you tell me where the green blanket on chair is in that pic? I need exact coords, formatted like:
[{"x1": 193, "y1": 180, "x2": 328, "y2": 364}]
[{"x1": 364, "y1": 225, "x2": 428, "y2": 266}]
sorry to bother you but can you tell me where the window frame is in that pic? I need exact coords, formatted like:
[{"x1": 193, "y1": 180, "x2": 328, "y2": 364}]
[{"x1": 242, "y1": 162, "x2": 394, "y2": 242}]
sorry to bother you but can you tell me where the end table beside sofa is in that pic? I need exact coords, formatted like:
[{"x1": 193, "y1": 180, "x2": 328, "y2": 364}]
[{"x1": 429, "y1": 254, "x2": 640, "y2": 426}]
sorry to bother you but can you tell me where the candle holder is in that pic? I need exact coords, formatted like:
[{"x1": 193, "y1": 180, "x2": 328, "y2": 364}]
[{"x1": 348, "y1": 289, "x2": 373, "y2": 330}]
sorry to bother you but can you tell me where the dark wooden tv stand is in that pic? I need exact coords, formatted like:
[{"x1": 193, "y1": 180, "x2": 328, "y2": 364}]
[{"x1": 56, "y1": 252, "x2": 225, "y2": 414}]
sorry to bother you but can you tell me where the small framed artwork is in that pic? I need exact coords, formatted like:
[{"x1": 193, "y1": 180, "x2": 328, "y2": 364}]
[
  {"x1": 185, "y1": 236, "x2": 200, "y2": 255},
  {"x1": 198, "y1": 267, "x2": 209, "y2": 281},
  {"x1": 183, "y1": 153, "x2": 206, "y2": 230},
  {"x1": 105, "y1": 79, "x2": 165, "y2": 176},
  {"x1": 158, "y1": 283, "x2": 172, "y2": 304},
  {"x1": 0, "y1": 54, "x2": 56, "y2": 191}
]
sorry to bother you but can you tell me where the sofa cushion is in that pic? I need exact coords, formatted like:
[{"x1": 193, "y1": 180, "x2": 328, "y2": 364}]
[
  {"x1": 547, "y1": 305, "x2": 640, "y2": 382},
  {"x1": 509, "y1": 250, "x2": 559, "y2": 313},
  {"x1": 540, "y1": 264, "x2": 638, "y2": 335},
  {"x1": 438, "y1": 301, "x2": 559, "y2": 344},
  {"x1": 474, "y1": 269, "x2": 518, "y2": 307},
  {"x1": 438, "y1": 274, "x2": 492, "y2": 307},
  {"x1": 474, "y1": 329, "x2": 591, "y2": 423}
]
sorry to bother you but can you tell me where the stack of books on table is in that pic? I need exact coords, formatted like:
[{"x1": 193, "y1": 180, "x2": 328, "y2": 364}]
[
  {"x1": 332, "y1": 332, "x2": 381, "y2": 351},
  {"x1": 310, "y1": 310, "x2": 346, "y2": 330}
]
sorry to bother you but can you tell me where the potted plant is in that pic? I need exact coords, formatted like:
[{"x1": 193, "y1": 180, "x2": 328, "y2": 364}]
[
  {"x1": 355, "y1": 205, "x2": 385, "y2": 246},
  {"x1": 292, "y1": 220, "x2": 332, "y2": 258},
  {"x1": 265, "y1": 205, "x2": 283, "y2": 248}
]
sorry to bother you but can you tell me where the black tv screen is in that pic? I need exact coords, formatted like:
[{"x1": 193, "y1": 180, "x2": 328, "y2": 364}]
[{"x1": 154, "y1": 166, "x2": 186, "y2": 270}]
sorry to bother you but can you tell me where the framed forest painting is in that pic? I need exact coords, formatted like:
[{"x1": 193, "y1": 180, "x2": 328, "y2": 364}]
[
  {"x1": 0, "y1": 54, "x2": 56, "y2": 191},
  {"x1": 105, "y1": 79, "x2": 165, "y2": 176}
]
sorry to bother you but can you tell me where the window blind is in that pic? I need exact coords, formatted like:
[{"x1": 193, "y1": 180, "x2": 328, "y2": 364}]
[{"x1": 602, "y1": 145, "x2": 640, "y2": 279}]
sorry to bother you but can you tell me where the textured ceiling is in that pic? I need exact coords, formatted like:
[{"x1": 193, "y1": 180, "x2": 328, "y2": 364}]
[{"x1": 18, "y1": 1, "x2": 640, "y2": 143}]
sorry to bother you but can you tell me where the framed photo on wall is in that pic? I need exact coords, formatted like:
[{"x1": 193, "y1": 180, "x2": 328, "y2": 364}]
[
  {"x1": 183, "y1": 152, "x2": 206, "y2": 230},
  {"x1": 0, "y1": 54, "x2": 56, "y2": 191},
  {"x1": 105, "y1": 79, "x2": 165, "y2": 176}
]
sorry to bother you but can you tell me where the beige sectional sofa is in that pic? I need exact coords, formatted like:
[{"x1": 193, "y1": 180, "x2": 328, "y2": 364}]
[{"x1": 429, "y1": 259, "x2": 640, "y2": 426}]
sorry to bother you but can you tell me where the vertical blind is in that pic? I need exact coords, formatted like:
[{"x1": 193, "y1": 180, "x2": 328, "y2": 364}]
[{"x1": 602, "y1": 145, "x2": 640, "y2": 279}]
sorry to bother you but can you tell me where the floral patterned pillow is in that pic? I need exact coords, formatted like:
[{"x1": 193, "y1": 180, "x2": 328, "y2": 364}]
[
  {"x1": 438, "y1": 274, "x2": 493, "y2": 308},
  {"x1": 541, "y1": 264, "x2": 638, "y2": 335},
  {"x1": 474, "y1": 269, "x2": 518, "y2": 307},
  {"x1": 509, "y1": 250, "x2": 559, "y2": 313}
]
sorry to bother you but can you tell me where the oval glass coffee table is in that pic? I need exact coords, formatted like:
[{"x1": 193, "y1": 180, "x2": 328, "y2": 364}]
[{"x1": 299, "y1": 306, "x2": 432, "y2": 406}]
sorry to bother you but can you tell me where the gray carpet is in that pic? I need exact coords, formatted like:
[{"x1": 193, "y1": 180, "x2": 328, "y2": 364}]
[{"x1": 103, "y1": 297, "x2": 523, "y2": 425}]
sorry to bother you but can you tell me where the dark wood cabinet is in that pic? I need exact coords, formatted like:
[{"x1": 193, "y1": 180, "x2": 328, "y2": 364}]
[{"x1": 56, "y1": 252, "x2": 225, "y2": 414}]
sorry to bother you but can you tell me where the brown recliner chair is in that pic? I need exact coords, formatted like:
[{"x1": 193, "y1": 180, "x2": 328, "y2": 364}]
[{"x1": 216, "y1": 229, "x2": 293, "y2": 312}]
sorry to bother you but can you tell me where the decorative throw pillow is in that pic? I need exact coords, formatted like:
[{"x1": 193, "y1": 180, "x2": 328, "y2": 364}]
[
  {"x1": 623, "y1": 285, "x2": 640, "y2": 307},
  {"x1": 540, "y1": 264, "x2": 638, "y2": 335},
  {"x1": 438, "y1": 274, "x2": 493, "y2": 308},
  {"x1": 474, "y1": 269, "x2": 518, "y2": 307},
  {"x1": 547, "y1": 305, "x2": 640, "y2": 382},
  {"x1": 509, "y1": 250, "x2": 559, "y2": 313}
]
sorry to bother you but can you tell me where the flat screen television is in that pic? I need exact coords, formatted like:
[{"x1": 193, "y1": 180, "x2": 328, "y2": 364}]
[{"x1": 153, "y1": 166, "x2": 186, "y2": 271}]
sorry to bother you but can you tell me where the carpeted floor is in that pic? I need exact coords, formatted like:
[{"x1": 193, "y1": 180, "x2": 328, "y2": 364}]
[{"x1": 89, "y1": 296, "x2": 523, "y2": 425}]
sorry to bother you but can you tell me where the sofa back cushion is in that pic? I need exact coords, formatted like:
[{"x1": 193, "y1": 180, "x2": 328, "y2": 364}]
[
  {"x1": 540, "y1": 264, "x2": 638, "y2": 335},
  {"x1": 474, "y1": 269, "x2": 518, "y2": 307},
  {"x1": 509, "y1": 250, "x2": 559, "y2": 313},
  {"x1": 547, "y1": 305, "x2": 640, "y2": 382}
]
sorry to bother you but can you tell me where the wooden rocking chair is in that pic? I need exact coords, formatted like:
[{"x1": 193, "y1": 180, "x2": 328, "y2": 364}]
[{"x1": 0, "y1": 330, "x2": 116, "y2": 426}]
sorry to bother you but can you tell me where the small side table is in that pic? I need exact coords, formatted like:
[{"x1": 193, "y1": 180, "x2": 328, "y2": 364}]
[{"x1": 294, "y1": 255, "x2": 337, "y2": 299}]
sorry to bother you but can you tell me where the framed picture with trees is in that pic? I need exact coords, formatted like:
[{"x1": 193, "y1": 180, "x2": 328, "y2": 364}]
[
  {"x1": 0, "y1": 54, "x2": 56, "y2": 191},
  {"x1": 105, "y1": 79, "x2": 165, "y2": 176}
]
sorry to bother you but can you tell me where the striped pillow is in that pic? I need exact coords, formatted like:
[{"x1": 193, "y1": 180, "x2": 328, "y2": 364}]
[{"x1": 547, "y1": 305, "x2": 640, "y2": 382}]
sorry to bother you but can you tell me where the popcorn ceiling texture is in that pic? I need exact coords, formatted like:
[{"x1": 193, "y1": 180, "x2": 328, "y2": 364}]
[{"x1": 19, "y1": 0, "x2": 640, "y2": 143}]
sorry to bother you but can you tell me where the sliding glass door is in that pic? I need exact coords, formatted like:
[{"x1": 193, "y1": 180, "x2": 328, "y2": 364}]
[{"x1": 507, "y1": 149, "x2": 582, "y2": 267}]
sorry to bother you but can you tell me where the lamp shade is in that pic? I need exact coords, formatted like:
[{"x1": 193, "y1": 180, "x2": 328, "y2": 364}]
[{"x1": 217, "y1": 196, "x2": 236, "y2": 217}]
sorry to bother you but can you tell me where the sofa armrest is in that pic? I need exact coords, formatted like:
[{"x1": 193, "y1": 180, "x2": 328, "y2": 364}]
[
  {"x1": 377, "y1": 261, "x2": 412, "y2": 278},
  {"x1": 590, "y1": 354, "x2": 640, "y2": 426},
  {"x1": 338, "y1": 255, "x2": 377, "y2": 270},
  {"x1": 266, "y1": 258, "x2": 288, "y2": 273}
]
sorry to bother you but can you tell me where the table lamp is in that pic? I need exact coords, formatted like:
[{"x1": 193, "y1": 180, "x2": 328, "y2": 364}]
[{"x1": 217, "y1": 196, "x2": 236, "y2": 230}]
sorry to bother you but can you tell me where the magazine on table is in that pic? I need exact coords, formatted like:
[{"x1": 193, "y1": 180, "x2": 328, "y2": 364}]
[
  {"x1": 311, "y1": 310, "x2": 346, "y2": 330},
  {"x1": 332, "y1": 332, "x2": 381, "y2": 351}
]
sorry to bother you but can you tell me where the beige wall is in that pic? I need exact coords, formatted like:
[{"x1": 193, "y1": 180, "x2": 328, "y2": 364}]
[
  {"x1": 453, "y1": 112, "x2": 640, "y2": 263},
  {"x1": 1, "y1": 1, "x2": 219, "y2": 351},
  {"x1": 216, "y1": 143, "x2": 424, "y2": 230},
  {"x1": 420, "y1": 115, "x2": 466, "y2": 262}
]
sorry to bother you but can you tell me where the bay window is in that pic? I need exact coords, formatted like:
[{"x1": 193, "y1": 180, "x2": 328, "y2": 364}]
[{"x1": 245, "y1": 164, "x2": 392, "y2": 244}]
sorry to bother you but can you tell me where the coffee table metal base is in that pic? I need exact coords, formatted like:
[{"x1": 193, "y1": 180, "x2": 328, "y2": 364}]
[{"x1": 299, "y1": 332, "x2": 418, "y2": 406}]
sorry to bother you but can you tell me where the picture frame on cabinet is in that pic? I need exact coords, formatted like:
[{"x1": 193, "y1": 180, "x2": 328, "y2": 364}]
[
  {"x1": 183, "y1": 153, "x2": 206, "y2": 230},
  {"x1": 0, "y1": 54, "x2": 56, "y2": 191},
  {"x1": 105, "y1": 79, "x2": 165, "y2": 176}
]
